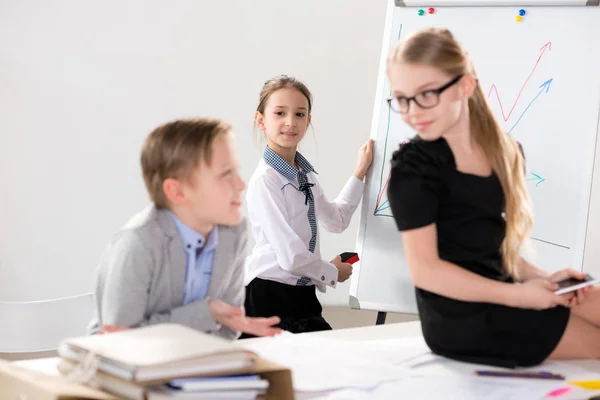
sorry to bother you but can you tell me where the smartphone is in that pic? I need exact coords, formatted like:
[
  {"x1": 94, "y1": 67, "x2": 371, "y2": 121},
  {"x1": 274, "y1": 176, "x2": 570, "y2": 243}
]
[{"x1": 554, "y1": 273, "x2": 598, "y2": 295}]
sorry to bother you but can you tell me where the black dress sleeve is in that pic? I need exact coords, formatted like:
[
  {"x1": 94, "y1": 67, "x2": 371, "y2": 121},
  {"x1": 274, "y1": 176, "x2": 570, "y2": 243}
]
[{"x1": 387, "y1": 140, "x2": 442, "y2": 231}]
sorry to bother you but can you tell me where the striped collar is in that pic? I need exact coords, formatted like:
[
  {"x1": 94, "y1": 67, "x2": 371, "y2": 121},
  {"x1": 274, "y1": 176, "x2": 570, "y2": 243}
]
[{"x1": 263, "y1": 146, "x2": 316, "y2": 182}]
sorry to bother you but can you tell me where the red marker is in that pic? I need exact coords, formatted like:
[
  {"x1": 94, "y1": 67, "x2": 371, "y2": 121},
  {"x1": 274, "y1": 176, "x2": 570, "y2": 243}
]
[{"x1": 340, "y1": 252, "x2": 360, "y2": 265}]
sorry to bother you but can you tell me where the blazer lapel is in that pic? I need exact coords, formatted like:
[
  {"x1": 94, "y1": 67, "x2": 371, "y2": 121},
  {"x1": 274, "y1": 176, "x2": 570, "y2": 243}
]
[
  {"x1": 168, "y1": 236, "x2": 187, "y2": 304},
  {"x1": 156, "y1": 208, "x2": 187, "y2": 304}
]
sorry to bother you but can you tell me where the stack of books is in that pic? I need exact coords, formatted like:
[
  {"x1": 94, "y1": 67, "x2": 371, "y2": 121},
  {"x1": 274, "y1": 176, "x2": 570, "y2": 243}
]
[{"x1": 53, "y1": 323, "x2": 292, "y2": 400}]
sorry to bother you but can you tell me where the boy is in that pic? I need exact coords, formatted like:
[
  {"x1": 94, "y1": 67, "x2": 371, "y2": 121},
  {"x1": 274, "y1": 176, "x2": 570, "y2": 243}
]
[{"x1": 88, "y1": 118, "x2": 281, "y2": 339}]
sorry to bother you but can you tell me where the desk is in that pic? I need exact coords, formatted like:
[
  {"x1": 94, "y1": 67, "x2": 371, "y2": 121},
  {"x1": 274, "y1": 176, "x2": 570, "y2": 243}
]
[
  {"x1": 242, "y1": 321, "x2": 600, "y2": 400},
  {"x1": 12, "y1": 321, "x2": 600, "y2": 400},
  {"x1": 243, "y1": 320, "x2": 423, "y2": 344}
]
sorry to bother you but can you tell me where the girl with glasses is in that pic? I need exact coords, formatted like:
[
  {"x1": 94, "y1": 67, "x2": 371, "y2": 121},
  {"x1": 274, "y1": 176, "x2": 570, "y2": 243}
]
[{"x1": 386, "y1": 28, "x2": 600, "y2": 367}]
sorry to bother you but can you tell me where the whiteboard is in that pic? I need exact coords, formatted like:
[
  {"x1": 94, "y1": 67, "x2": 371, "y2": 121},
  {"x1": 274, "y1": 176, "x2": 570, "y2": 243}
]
[{"x1": 349, "y1": 3, "x2": 600, "y2": 314}]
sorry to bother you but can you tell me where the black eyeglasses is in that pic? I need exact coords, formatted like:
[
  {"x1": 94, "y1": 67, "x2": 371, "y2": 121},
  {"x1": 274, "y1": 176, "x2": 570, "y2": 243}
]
[{"x1": 387, "y1": 74, "x2": 464, "y2": 114}]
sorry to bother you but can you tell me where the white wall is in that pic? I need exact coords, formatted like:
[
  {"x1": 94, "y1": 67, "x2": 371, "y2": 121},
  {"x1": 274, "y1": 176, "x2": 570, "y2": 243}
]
[
  {"x1": 1, "y1": 1, "x2": 598, "y2": 306},
  {"x1": 0, "y1": 0, "x2": 387, "y2": 304}
]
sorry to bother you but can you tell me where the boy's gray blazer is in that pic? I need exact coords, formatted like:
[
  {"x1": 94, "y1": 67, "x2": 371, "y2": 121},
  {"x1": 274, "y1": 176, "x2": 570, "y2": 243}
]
[{"x1": 88, "y1": 205, "x2": 248, "y2": 339}]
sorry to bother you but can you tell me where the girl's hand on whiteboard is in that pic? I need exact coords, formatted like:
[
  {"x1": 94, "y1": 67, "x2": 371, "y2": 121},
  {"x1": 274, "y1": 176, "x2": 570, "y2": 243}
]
[
  {"x1": 353, "y1": 139, "x2": 374, "y2": 181},
  {"x1": 331, "y1": 255, "x2": 353, "y2": 283},
  {"x1": 513, "y1": 279, "x2": 572, "y2": 310}
]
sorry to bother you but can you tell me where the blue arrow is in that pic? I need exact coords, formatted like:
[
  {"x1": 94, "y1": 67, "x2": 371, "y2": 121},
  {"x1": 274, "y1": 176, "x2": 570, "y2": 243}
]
[
  {"x1": 527, "y1": 172, "x2": 545, "y2": 187},
  {"x1": 508, "y1": 78, "x2": 553, "y2": 134},
  {"x1": 376, "y1": 199, "x2": 389, "y2": 213},
  {"x1": 376, "y1": 204, "x2": 391, "y2": 213}
]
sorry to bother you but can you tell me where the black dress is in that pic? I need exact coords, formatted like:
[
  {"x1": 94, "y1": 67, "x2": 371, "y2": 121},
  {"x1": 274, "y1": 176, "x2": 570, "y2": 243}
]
[{"x1": 387, "y1": 136, "x2": 570, "y2": 368}]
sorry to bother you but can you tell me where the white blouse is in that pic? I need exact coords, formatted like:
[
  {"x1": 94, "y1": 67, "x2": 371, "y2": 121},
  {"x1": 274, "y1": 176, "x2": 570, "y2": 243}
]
[{"x1": 244, "y1": 150, "x2": 364, "y2": 292}]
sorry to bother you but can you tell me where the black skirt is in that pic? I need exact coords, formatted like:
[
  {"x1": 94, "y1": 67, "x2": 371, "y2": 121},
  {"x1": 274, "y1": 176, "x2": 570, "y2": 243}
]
[
  {"x1": 241, "y1": 278, "x2": 332, "y2": 338},
  {"x1": 418, "y1": 289, "x2": 571, "y2": 368}
]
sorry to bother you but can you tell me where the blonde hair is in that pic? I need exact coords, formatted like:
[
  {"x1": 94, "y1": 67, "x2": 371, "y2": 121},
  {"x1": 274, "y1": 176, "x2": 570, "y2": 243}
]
[
  {"x1": 387, "y1": 28, "x2": 533, "y2": 277},
  {"x1": 140, "y1": 118, "x2": 231, "y2": 208}
]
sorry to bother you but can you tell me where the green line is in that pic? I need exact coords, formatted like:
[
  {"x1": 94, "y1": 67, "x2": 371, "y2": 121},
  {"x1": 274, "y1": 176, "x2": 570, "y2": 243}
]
[{"x1": 377, "y1": 199, "x2": 389, "y2": 212}]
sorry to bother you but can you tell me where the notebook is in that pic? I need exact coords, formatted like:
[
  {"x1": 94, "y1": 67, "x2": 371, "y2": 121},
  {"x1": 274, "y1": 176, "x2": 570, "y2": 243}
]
[
  {"x1": 58, "y1": 324, "x2": 257, "y2": 384},
  {"x1": 146, "y1": 386, "x2": 263, "y2": 399},
  {"x1": 168, "y1": 374, "x2": 269, "y2": 391},
  {"x1": 57, "y1": 361, "x2": 269, "y2": 400}
]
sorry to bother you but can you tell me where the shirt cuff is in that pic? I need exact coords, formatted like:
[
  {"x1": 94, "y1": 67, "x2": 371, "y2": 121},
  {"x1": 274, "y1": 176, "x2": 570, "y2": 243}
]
[
  {"x1": 319, "y1": 261, "x2": 339, "y2": 288},
  {"x1": 339, "y1": 175, "x2": 365, "y2": 204}
]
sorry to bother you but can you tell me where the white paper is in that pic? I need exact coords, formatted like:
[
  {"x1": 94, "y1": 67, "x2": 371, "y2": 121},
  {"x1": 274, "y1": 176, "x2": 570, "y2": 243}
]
[
  {"x1": 523, "y1": 360, "x2": 600, "y2": 381},
  {"x1": 300, "y1": 376, "x2": 565, "y2": 400},
  {"x1": 242, "y1": 333, "x2": 600, "y2": 397},
  {"x1": 240, "y1": 333, "x2": 414, "y2": 392},
  {"x1": 14, "y1": 357, "x2": 61, "y2": 376},
  {"x1": 344, "y1": 336, "x2": 445, "y2": 368}
]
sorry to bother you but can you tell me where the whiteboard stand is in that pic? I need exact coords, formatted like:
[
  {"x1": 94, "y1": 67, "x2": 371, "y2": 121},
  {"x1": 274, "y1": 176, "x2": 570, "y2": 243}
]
[{"x1": 349, "y1": 0, "x2": 600, "y2": 324}]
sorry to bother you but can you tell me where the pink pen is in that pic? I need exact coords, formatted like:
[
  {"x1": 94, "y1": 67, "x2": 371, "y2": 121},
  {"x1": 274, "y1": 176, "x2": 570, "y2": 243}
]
[{"x1": 546, "y1": 387, "x2": 571, "y2": 398}]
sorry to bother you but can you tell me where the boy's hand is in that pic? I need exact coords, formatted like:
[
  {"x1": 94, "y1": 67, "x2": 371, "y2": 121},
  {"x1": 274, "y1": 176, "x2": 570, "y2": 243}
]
[
  {"x1": 208, "y1": 299, "x2": 281, "y2": 337},
  {"x1": 331, "y1": 255, "x2": 353, "y2": 283}
]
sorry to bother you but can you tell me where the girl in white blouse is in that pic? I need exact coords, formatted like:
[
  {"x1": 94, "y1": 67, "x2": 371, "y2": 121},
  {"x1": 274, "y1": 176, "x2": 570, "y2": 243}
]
[{"x1": 243, "y1": 75, "x2": 373, "y2": 335}]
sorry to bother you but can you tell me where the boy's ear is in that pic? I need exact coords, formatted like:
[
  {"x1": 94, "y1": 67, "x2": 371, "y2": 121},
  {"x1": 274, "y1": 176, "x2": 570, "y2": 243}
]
[
  {"x1": 163, "y1": 178, "x2": 186, "y2": 205},
  {"x1": 254, "y1": 111, "x2": 265, "y2": 131}
]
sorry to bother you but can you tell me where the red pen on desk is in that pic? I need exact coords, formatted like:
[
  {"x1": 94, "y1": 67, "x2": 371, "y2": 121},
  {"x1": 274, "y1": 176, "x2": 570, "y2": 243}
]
[{"x1": 474, "y1": 370, "x2": 565, "y2": 380}]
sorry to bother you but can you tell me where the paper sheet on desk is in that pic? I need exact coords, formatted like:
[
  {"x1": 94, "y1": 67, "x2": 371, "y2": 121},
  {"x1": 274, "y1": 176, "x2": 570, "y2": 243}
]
[
  {"x1": 370, "y1": 338, "x2": 600, "y2": 380},
  {"x1": 297, "y1": 375, "x2": 565, "y2": 400},
  {"x1": 406, "y1": 352, "x2": 600, "y2": 381},
  {"x1": 240, "y1": 333, "x2": 416, "y2": 392},
  {"x1": 530, "y1": 360, "x2": 600, "y2": 380},
  {"x1": 347, "y1": 336, "x2": 444, "y2": 368},
  {"x1": 14, "y1": 357, "x2": 61, "y2": 376}
]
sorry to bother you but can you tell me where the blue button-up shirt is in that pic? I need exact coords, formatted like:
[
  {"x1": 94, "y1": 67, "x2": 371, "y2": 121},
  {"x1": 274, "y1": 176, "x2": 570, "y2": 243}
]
[{"x1": 169, "y1": 212, "x2": 219, "y2": 304}]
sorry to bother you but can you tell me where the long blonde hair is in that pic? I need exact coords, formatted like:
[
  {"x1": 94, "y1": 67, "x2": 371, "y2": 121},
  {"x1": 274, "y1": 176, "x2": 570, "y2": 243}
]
[{"x1": 387, "y1": 28, "x2": 533, "y2": 277}]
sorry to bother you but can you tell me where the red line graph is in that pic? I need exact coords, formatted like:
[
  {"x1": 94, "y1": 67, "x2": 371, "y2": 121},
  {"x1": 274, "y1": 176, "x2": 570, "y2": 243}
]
[{"x1": 487, "y1": 42, "x2": 551, "y2": 122}]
